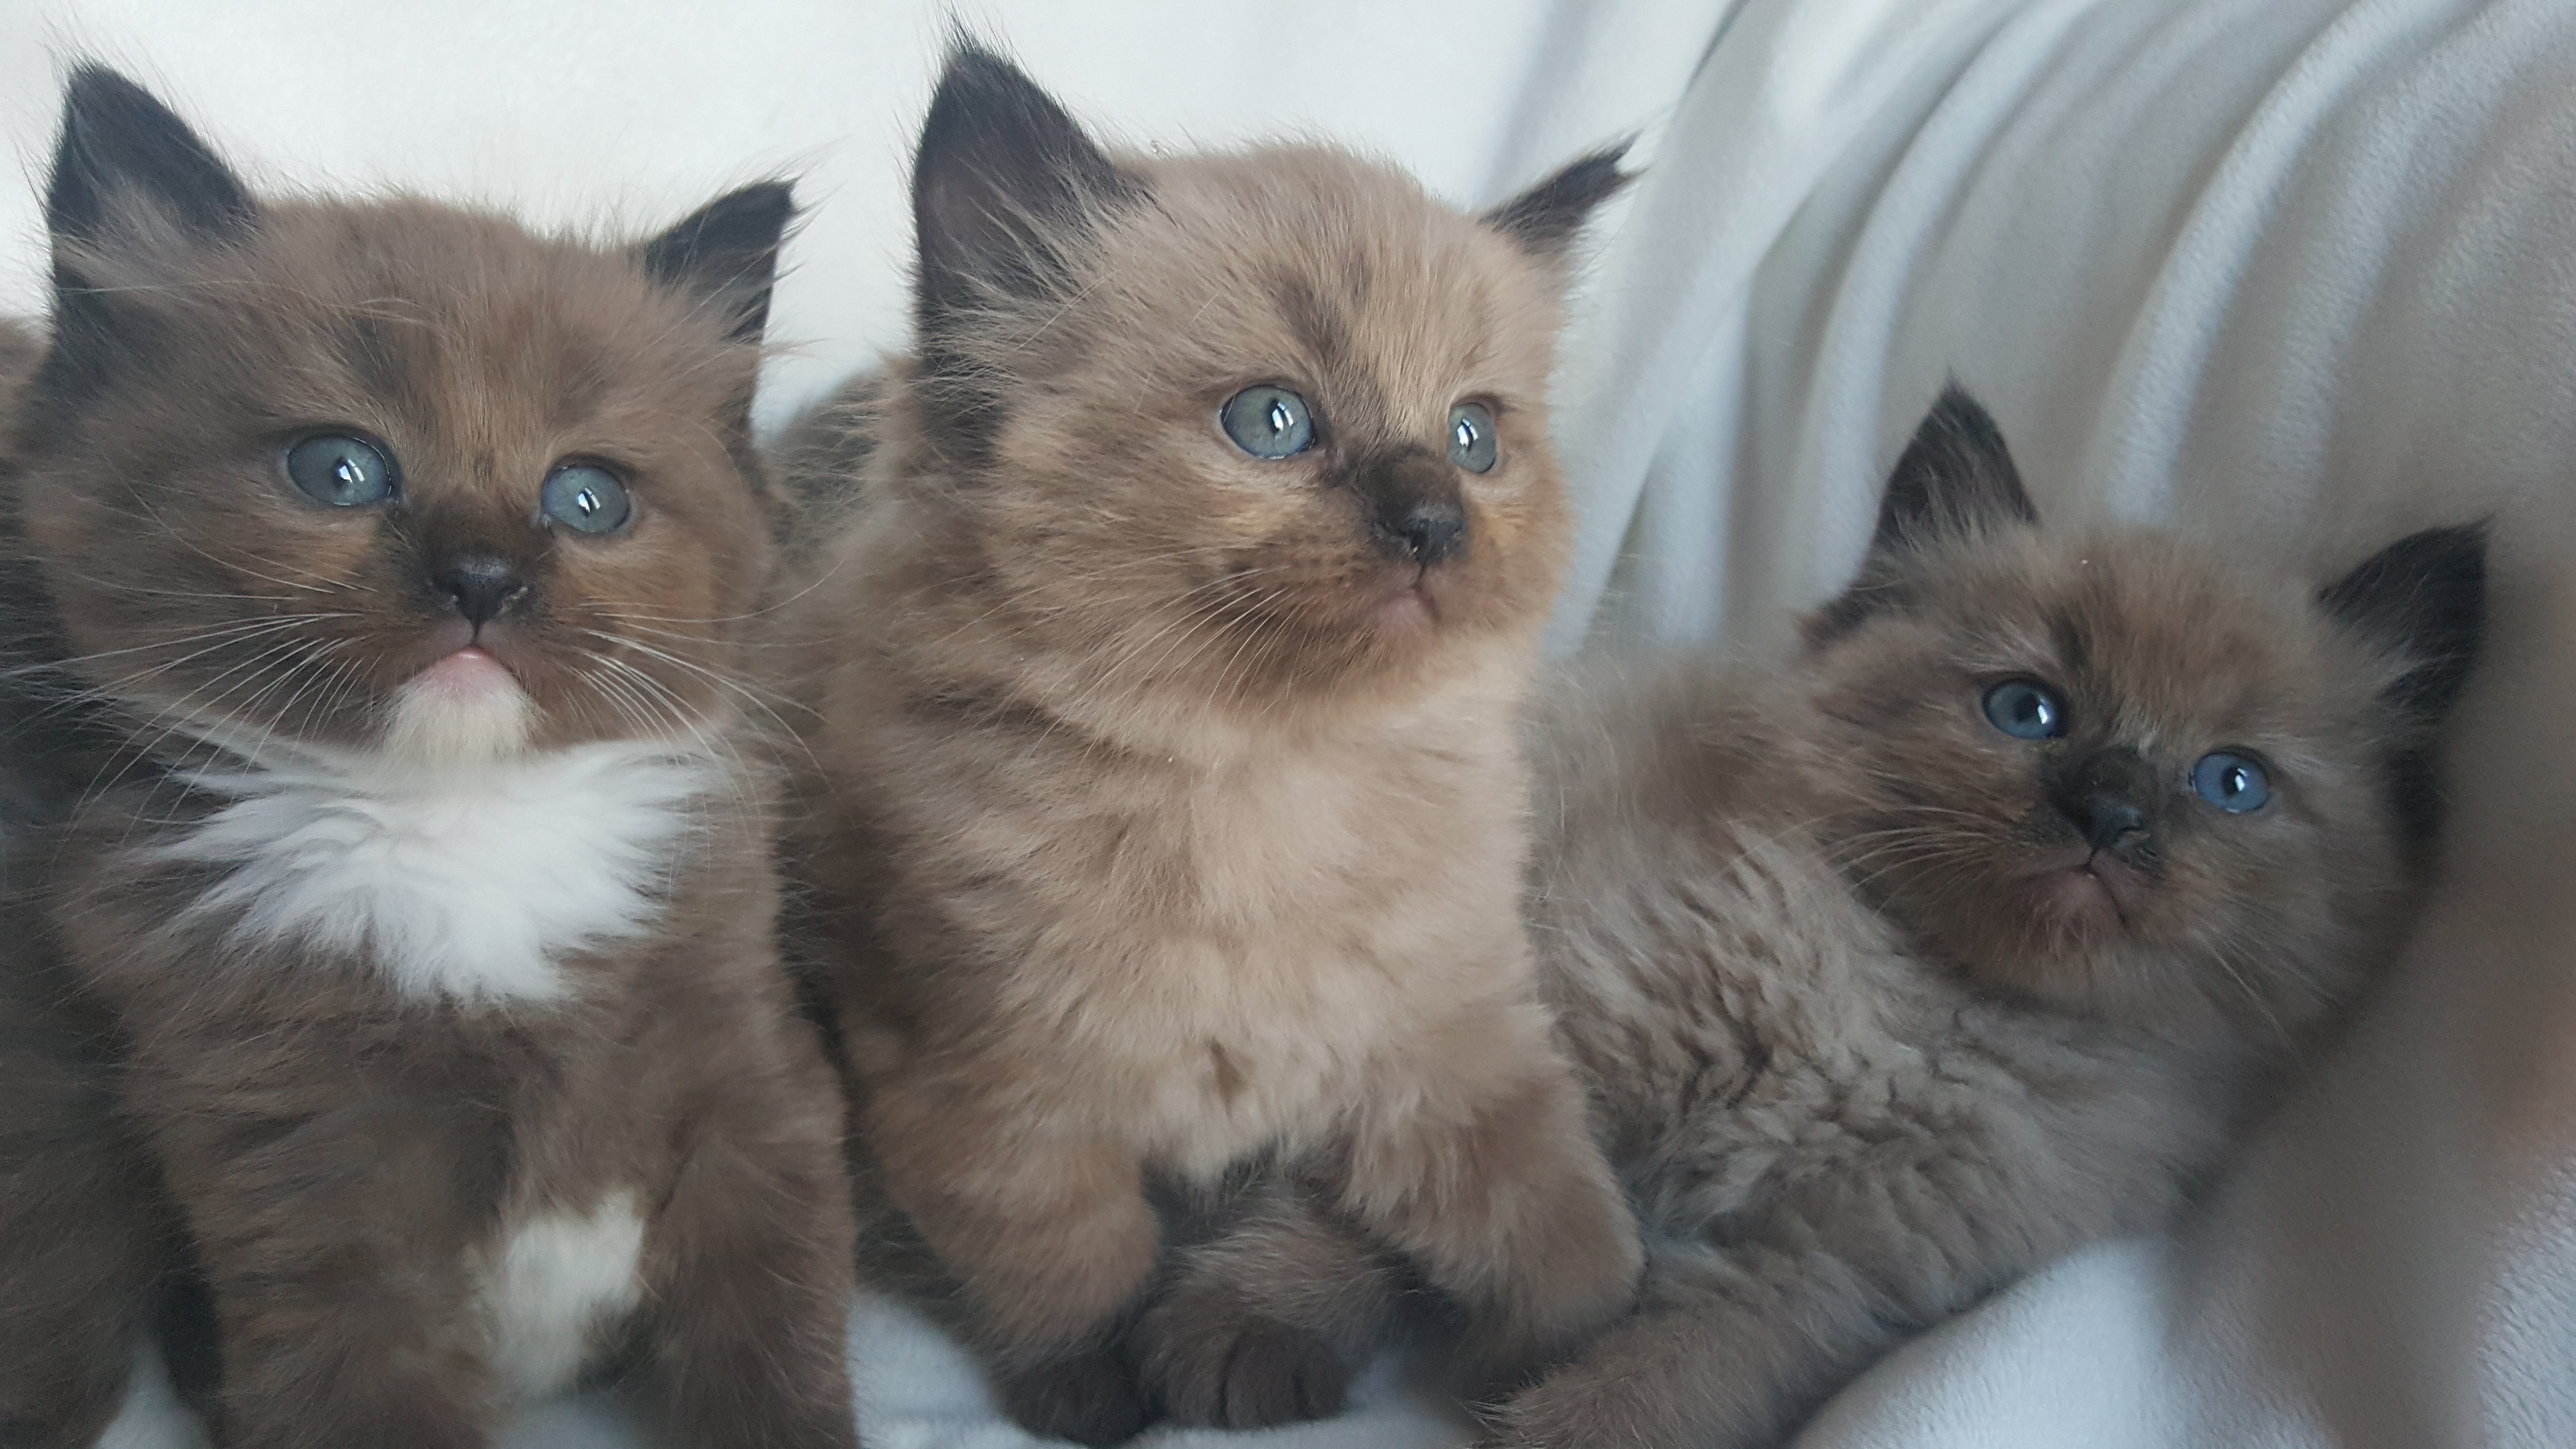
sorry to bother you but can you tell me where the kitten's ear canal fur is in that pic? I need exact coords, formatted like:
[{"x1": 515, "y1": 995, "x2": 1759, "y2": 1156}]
[
  {"x1": 1805, "y1": 386, "x2": 2038, "y2": 647},
  {"x1": 38, "y1": 65, "x2": 257, "y2": 422},
  {"x1": 913, "y1": 41, "x2": 1136, "y2": 329},
  {"x1": 2318, "y1": 521, "x2": 2487, "y2": 857},
  {"x1": 1483, "y1": 142, "x2": 1634, "y2": 264},
  {"x1": 47, "y1": 64, "x2": 256, "y2": 253},
  {"x1": 909, "y1": 40, "x2": 1139, "y2": 453},
  {"x1": 2321, "y1": 522, "x2": 2489, "y2": 725},
  {"x1": 1871, "y1": 385, "x2": 2039, "y2": 554},
  {"x1": 644, "y1": 180, "x2": 797, "y2": 344}
]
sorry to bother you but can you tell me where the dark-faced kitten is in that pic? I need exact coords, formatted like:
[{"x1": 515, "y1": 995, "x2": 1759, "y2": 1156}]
[
  {"x1": 775, "y1": 44, "x2": 1641, "y2": 1446},
  {"x1": 0, "y1": 69, "x2": 858, "y2": 1448},
  {"x1": 1143, "y1": 388, "x2": 2486, "y2": 1448}
]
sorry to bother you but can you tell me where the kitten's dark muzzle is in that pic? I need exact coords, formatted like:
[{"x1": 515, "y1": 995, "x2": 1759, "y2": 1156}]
[
  {"x1": 1352, "y1": 448, "x2": 1468, "y2": 567},
  {"x1": 433, "y1": 552, "x2": 529, "y2": 628},
  {"x1": 2050, "y1": 747, "x2": 2162, "y2": 866}
]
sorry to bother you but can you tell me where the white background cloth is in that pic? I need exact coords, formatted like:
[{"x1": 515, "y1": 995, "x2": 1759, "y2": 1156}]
[{"x1": 7, "y1": 2, "x2": 2574, "y2": 1447}]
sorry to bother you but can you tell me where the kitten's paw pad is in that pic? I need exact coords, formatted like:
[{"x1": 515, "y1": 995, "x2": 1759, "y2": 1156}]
[
  {"x1": 1143, "y1": 1312, "x2": 1352, "y2": 1429},
  {"x1": 993, "y1": 1347, "x2": 1152, "y2": 1448}
]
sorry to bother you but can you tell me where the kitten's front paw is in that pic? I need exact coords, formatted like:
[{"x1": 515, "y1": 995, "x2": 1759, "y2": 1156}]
[
  {"x1": 1472, "y1": 1318, "x2": 1730, "y2": 1449},
  {"x1": 1136, "y1": 1297, "x2": 1353, "y2": 1429},
  {"x1": 992, "y1": 1345, "x2": 1151, "y2": 1448}
]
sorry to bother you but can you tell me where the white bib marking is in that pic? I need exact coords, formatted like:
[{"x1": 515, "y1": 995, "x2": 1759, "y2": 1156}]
[{"x1": 147, "y1": 741, "x2": 721, "y2": 1003}]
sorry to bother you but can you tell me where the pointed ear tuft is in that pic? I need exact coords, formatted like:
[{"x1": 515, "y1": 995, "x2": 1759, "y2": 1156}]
[
  {"x1": 912, "y1": 41, "x2": 1137, "y2": 331},
  {"x1": 643, "y1": 180, "x2": 796, "y2": 344},
  {"x1": 2320, "y1": 522, "x2": 2489, "y2": 725},
  {"x1": 1482, "y1": 142, "x2": 1633, "y2": 263},
  {"x1": 48, "y1": 64, "x2": 255, "y2": 250},
  {"x1": 2319, "y1": 521, "x2": 2488, "y2": 854},
  {"x1": 1871, "y1": 385, "x2": 2038, "y2": 554},
  {"x1": 1803, "y1": 386, "x2": 2038, "y2": 648},
  {"x1": 35, "y1": 66, "x2": 257, "y2": 423}
]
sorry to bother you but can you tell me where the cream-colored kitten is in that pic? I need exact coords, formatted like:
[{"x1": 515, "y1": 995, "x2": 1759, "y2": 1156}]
[{"x1": 775, "y1": 43, "x2": 1641, "y2": 1446}]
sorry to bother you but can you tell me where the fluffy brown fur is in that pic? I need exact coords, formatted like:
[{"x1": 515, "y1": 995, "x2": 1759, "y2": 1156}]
[
  {"x1": 775, "y1": 45, "x2": 1640, "y2": 1444},
  {"x1": 1142, "y1": 388, "x2": 2487, "y2": 1447},
  {"x1": 1, "y1": 69, "x2": 857, "y2": 1448},
  {"x1": 0, "y1": 307, "x2": 202, "y2": 1449}
]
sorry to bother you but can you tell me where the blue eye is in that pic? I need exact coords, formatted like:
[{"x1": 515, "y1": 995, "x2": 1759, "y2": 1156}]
[
  {"x1": 2191, "y1": 751, "x2": 2270, "y2": 813},
  {"x1": 1220, "y1": 386, "x2": 1314, "y2": 459},
  {"x1": 539, "y1": 463, "x2": 631, "y2": 535},
  {"x1": 285, "y1": 434, "x2": 397, "y2": 508},
  {"x1": 1449, "y1": 402, "x2": 1498, "y2": 473},
  {"x1": 1980, "y1": 679, "x2": 2066, "y2": 740}
]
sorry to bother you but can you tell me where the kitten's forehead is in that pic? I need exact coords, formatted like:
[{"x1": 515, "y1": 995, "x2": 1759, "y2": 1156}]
[
  {"x1": 1927, "y1": 532, "x2": 2369, "y2": 742},
  {"x1": 102, "y1": 198, "x2": 750, "y2": 460},
  {"x1": 1090, "y1": 145, "x2": 1560, "y2": 429}
]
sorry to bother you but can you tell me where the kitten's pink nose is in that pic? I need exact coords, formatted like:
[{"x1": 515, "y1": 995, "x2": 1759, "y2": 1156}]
[{"x1": 432, "y1": 553, "x2": 527, "y2": 628}]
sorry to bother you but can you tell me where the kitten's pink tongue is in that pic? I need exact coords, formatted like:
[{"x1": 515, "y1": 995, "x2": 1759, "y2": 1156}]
[{"x1": 413, "y1": 646, "x2": 517, "y2": 697}]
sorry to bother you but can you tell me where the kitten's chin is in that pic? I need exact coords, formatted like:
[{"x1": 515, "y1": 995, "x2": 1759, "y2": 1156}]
[
  {"x1": 383, "y1": 647, "x2": 533, "y2": 766},
  {"x1": 2036, "y1": 866, "x2": 2127, "y2": 929},
  {"x1": 1374, "y1": 588, "x2": 1435, "y2": 634}
]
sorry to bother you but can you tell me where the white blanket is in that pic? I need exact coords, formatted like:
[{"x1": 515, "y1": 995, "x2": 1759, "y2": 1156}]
[{"x1": 14, "y1": 0, "x2": 2575, "y2": 1445}]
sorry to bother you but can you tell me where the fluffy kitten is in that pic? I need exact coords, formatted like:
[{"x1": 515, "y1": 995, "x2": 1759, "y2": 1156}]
[
  {"x1": 1144, "y1": 388, "x2": 2486, "y2": 1447},
  {"x1": 1, "y1": 70, "x2": 857, "y2": 1448},
  {"x1": 777, "y1": 45, "x2": 1641, "y2": 1445},
  {"x1": 0, "y1": 306, "x2": 205, "y2": 1449}
]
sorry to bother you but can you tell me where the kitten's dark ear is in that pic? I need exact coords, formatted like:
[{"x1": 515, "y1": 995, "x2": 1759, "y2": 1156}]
[
  {"x1": 1482, "y1": 142, "x2": 1633, "y2": 263},
  {"x1": 2321, "y1": 522, "x2": 2488, "y2": 724},
  {"x1": 1804, "y1": 386, "x2": 2038, "y2": 647},
  {"x1": 47, "y1": 65, "x2": 255, "y2": 252},
  {"x1": 1871, "y1": 385, "x2": 2039, "y2": 554},
  {"x1": 37, "y1": 66, "x2": 258, "y2": 422},
  {"x1": 910, "y1": 42, "x2": 1139, "y2": 453},
  {"x1": 643, "y1": 180, "x2": 796, "y2": 344},
  {"x1": 912, "y1": 42, "x2": 1137, "y2": 332},
  {"x1": 2319, "y1": 521, "x2": 2487, "y2": 855}
]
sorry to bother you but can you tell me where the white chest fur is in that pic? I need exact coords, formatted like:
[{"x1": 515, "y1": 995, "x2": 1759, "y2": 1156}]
[
  {"x1": 478, "y1": 1191, "x2": 648, "y2": 1400},
  {"x1": 145, "y1": 742, "x2": 721, "y2": 1003}
]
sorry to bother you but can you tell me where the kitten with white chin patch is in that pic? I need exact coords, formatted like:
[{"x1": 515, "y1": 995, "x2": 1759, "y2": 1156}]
[{"x1": 0, "y1": 68, "x2": 858, "y2": 1448}]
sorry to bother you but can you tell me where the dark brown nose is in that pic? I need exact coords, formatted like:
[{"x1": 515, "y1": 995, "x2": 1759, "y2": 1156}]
[
  {"x1": 2069, "y1": 793, "x2": 2146, "y2": 851},
  {"x1": 1385, "y1": 499, "x2": 1466, "y2": 564},
  {"x1": 2051, "y1": 747, "x2": 2159, "y2": 858},
  {"x1": 432, "y1": 553, "x2": 527, "y2": 627},
  {"x1": 1355, "y1": 449, "x2": 1470, "y2": 566}
]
